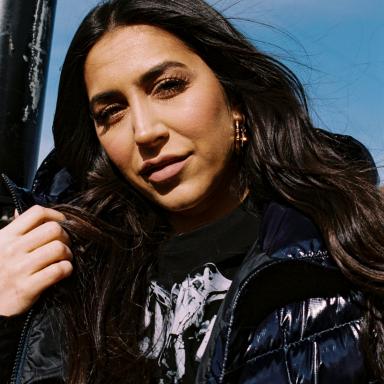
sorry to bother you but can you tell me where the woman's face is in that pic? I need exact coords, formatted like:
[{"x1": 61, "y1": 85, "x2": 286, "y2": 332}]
[{"x1": 85, "y1": 25, "x2": 241, "y2": 229}]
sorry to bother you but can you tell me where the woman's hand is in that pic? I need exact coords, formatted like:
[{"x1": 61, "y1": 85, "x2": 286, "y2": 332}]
[{"x1": 0, "y1": 205, "x2": 73, "y2": 317}]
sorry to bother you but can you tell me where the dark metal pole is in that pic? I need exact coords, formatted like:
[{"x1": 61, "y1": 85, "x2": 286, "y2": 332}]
[{"x1": 0, "y1": 0, "x2": 56, "y2": 197}]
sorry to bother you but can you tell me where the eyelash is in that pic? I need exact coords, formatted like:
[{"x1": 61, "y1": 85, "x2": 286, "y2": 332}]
[
  {"x1": 152, "y1": 76, "x2": 189, "y2": 98},
  {"x1": 93, "y1": 104, "x2": 124, "y2": 127},
  {"x1": 93, "y1": 75, "x2": 189, "y2": 128}
]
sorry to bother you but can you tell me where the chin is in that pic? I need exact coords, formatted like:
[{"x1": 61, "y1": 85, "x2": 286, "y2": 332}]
[
  {"x1": 157, "y1": 197, "x2": 201, "y2": 214},
  {"x1": 154, "y1": 189, "x2": 207, "y2": 215}
]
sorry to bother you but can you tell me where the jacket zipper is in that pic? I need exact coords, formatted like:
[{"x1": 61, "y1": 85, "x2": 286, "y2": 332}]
[
  {"x1": 9, "y1": 308, "x2": 34, "y2": 384},
  {"x1": 1, "y1": 173, "x2": 35, "y2": 384},
  {"x1": 218, "y1": 259, "x2": 286, "y2": 383},
  {"x1": 1, "y1": 174, "x2": 23, "y2": 215},
  {"x1": 218, "y1": 251, "x2": 329, "y2": 383}
]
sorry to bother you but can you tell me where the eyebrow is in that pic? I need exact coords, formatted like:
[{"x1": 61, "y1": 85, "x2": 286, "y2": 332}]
[
  {"x1": 89, "y1": 61, "x2": 188, "y2": 111},
  {"x1": 89, "y1": 91, "x2": 120, "y2": 113},
  {"x1": 138, "y1": 60, "x2": 188, "y2": 87}
]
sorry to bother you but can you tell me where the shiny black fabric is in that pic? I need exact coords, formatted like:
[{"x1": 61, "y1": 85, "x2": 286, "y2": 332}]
[
  {"x1": 18, "y1": 306, "x2": 65, "y2": 384},
  {"x1": 0, "y1": 315, "x2": 26, "y2": 382},
  {"x1": 196, "y1": 203, "x2": 370, "y2": 383},
  {"x1": 0, "y1": 150, "x2": 374, "y2": 383}
]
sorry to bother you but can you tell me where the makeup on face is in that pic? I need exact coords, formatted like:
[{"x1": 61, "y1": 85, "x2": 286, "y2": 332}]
[{"x1": 85, "y1": 25, "x2": 241, "y2": 232}]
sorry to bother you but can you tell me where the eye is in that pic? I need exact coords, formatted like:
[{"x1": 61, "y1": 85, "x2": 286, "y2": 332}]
[
  {"x1": 153, "y1": 77, "x2": 188, "y2": 99},
  {"x1": 93, "y1": 103, "x2": 125, "y2": 127}
]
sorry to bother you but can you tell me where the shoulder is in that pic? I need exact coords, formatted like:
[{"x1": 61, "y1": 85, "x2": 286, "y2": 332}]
[
  {"x1": 260, "y1": 200, "x2": 324, "y2": 255},
  {"x1": 224, "y1": 202, "x2": 356, "y2": 331},
  {"x1": 197, "y1": 201, "x2": 370, "y2": 383},
  {"x1": 232, "y1": 200, "x2": 337, "y2": 289}
]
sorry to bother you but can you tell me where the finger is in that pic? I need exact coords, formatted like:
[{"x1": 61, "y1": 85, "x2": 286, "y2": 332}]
[
  {"x1": 29, "y1": 260, "x2": 73, "y2": 292},
  {"x1": 15, "y1": 221, "x2": 71, "y2": 254},
  {"x1": 4, "y1": 205, "x2": 66, "y2": 236},
  {"x1": 24, "y1": 240, "x2": 73, "y2": 275}
]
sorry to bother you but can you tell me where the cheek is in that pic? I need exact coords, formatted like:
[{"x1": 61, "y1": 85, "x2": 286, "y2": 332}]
[
  {"x1": 171, "y1": 85, "x2": 232, "y2": 141},
  {"x1": 98, "y1": 132, "x2": 136, "y2": 176}
]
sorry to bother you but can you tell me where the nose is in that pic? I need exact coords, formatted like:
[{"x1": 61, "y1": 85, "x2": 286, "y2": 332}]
[{"x1": 131, "y1": 98, "x2": 169, "y2": 147}]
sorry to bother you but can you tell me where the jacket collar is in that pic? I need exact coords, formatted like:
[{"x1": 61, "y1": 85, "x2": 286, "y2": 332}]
[{"x1": 1, "y1": 149, "x2": 78, "y2": 213}]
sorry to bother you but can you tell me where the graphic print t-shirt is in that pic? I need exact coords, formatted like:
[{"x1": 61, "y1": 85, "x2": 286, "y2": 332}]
[{"x1": 141, "y1": 202, "x2": 261, "y2": 383}]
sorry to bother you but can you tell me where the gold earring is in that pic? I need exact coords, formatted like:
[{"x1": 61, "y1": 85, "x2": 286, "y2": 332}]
[{"x1": 234, "y1": 120, "x2": 248, "y2": 154}]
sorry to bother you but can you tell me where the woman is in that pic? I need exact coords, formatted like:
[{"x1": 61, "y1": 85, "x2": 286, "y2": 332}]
[{"x1": 0, "y1": 0, "x2": 383, "y2": 383}]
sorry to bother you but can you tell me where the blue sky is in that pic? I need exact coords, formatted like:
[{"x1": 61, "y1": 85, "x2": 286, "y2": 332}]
[{"x1": 40, "y1": 0, "x2": 384, "y2": 183}]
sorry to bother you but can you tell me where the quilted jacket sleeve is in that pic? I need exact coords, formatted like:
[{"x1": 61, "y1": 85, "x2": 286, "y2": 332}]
[
  {"x1": 224, "y1": 294, "x2": 369, "y2": 384},
  {"x1": 196, "y1": 257, "x2": 374, "y2": 383}
]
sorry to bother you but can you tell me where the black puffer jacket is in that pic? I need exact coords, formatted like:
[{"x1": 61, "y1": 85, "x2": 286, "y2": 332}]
[
  {"x1": 197, "y1": 201, "x2": 370, "y2": 383},
  {"x1": 0, "y1": 151, "x2": 375, "y2": 383}
]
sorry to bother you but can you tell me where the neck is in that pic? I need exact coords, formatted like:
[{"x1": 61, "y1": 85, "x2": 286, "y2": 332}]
[{"x1": 168, "y1": 189, "x2": 248, "y2": 235}]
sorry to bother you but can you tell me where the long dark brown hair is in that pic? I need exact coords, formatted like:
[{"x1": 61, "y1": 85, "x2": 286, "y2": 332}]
[{"x1": 49, "y1": 0, "x2": 384, "y2": 382}]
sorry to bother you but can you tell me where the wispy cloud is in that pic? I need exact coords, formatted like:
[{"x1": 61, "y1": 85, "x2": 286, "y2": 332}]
[
  {"x1": 40, "y1": 0, "x2": 383, "y2": 173},
  {"x1": 214, "y1": 0, "x2": 384, "y2": 18}
]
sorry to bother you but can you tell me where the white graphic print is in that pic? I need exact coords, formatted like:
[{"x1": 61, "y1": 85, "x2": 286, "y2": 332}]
[{"x1": 141, "y1": 263, "x2": 231, "y2": 383}]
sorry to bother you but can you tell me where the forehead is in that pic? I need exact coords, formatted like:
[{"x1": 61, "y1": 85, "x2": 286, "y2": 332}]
[{"x1": 84, "y1": 24, "x2": 200, "y2": 80}]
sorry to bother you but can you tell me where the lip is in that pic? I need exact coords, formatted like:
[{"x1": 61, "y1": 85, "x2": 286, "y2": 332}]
[{"x1": 139, "y1": 154, "x2": 190, "y2": 183}]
